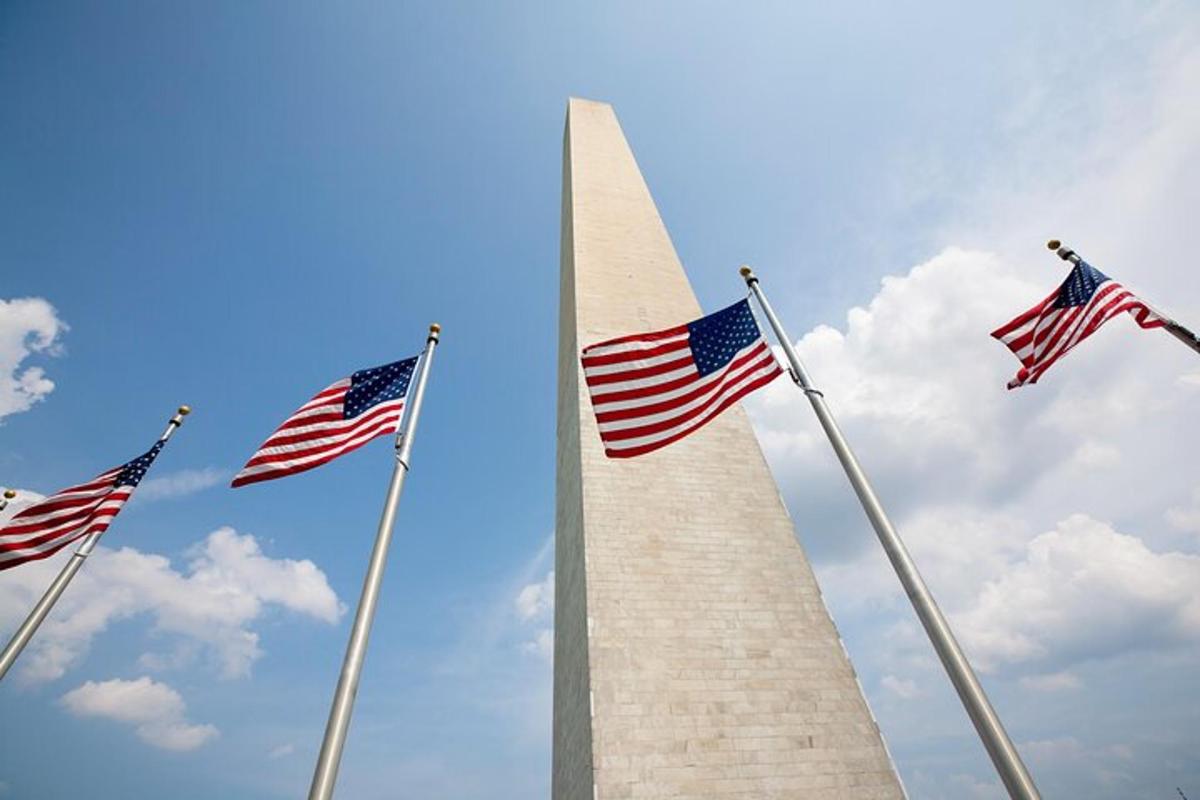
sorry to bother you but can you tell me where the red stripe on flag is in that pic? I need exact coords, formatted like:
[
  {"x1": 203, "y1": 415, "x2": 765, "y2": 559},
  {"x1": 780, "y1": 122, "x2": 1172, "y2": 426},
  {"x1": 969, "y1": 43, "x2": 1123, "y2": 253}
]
[
  {"x1": 583, "y1": 354, "x2": 695, "y2": 387},
  {"x1": 581, "y1": 324, "x2": 690, "y2": 354},
  {"x1": 581, "y1": 337, "x2": 690, "y2": 368},
  {"x1": 604, "y1": 371, "x2": 781, "y2": 458},
  {"x1": 600, "y1": 355, "x2": 780, "y2": 442}
]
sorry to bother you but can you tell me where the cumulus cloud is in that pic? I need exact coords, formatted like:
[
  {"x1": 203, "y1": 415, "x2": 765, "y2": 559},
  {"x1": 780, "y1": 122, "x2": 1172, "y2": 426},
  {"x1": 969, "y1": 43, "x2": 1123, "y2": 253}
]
[
  {"x1": 268, "y1": 743, "x2": 296, "y2": 759},
  {"x1": 1021, "y1": 737, "x2": 1135, "y2": 788},
  {"x1": 749, "y1": 249, "x2": 1072, "y2": 564},
  {"x1": 739, "y1": 29, "x2": 1200, "y2": 796},
  {"x1": 0, "y1": 527, "x2": 343, "y2": 683},
  {"x1": 0, "y1": 297, "x2": 66, "y2": 421},
  {"x1": 746, "y1": 241, "x2": 1200, "y2": 682},
  {"x1": 1166, "y1": 487, "x2": 1200, "y2": 534},
  {"x1": 60, "y1": 677, "x2": 218, "y2": 751},
  {"x1": 521, "y1": 629, "x2": 553, "y2": 660},
  {"x1": 815, "y1": 510, "x2": 1200, "y2": 679},
  {"x1": 514, "y1": 568, "x2": 554, "y2": 662},
  {"x1": 514, "y1": 570, "x2": 553, "y2": 621},
  {"x1": 955, "y1": 514, "x2": 1200, "y2": 671},
  {"x1": 131, "y1": 468, "x2": 229, "y2": 504},
  {"x1": 750, "y1": 244, "x2": 1198, "y2": 550},
  {"x1": 1018, "y1": 671, "x2": 1082, "y2": 692},
  {"x1": 943, "y1": 773, "x2": 1005, "y2": 800},
  {"x1": 880, "y1": 674, "x2": 919, "y2": 699}
]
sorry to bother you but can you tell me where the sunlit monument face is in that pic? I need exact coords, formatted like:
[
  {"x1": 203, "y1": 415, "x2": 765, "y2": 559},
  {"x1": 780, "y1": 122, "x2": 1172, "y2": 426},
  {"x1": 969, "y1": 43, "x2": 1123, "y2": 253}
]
[{"x1": 553, "y1": 98, "x2": 905, "y2": 799}]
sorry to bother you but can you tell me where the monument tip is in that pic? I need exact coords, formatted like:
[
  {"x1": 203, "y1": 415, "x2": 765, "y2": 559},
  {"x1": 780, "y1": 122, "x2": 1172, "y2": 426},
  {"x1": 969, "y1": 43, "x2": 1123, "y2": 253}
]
[{"x1": 567, "y1": 96, "x2": 614, "y2": 112}]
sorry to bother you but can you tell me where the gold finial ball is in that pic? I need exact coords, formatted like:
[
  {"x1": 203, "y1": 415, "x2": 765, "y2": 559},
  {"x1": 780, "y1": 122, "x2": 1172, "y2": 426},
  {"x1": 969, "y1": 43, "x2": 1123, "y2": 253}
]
[
  {"x1": 429, "y1": 323, "x2": 442, "y2": 334},
  {"x1": 1047, "y1": 239, "x2": 1062, "y2": 251},
  {"x1": 3, "y1": 489, "x2": 15, "y2": 499},
  {"x1": 739, "y1": 266, "x2": 753, "y2": 277},
  {"x1": 177, "y1": 405, "x2": 192, "y2": 416}
]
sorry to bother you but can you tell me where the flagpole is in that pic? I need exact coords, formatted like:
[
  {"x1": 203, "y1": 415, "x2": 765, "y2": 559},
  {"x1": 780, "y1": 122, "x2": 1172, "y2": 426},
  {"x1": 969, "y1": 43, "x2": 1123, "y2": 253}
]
[
  {"x1": 0, "y1": 490, "x2": 14, "y2": 512},
  {"x1": 739, "y1": 266, "x2": 1042, "y2": 800},
  {"x1": 0, "y1": 405, "x2": 191, "y2": 682},
  {"x1": 1047, "y1": 239, "x2": 1200, "y2": 356},
  {"x1": 307, "y1": 323, "x2": 440, "y2": 800}
]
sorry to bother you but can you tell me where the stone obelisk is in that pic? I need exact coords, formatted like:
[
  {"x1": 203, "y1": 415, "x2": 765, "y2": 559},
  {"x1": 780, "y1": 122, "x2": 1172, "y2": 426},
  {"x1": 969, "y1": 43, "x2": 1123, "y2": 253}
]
[{"x1": 554, "y1": 98, "x2": 906, "y2": 799}]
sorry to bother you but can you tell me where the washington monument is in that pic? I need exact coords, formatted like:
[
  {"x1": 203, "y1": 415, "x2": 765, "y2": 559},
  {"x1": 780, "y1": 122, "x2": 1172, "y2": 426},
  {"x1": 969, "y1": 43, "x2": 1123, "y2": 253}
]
[{"x1": 554, "y1": 97, "x2": 907, "y2": 798}]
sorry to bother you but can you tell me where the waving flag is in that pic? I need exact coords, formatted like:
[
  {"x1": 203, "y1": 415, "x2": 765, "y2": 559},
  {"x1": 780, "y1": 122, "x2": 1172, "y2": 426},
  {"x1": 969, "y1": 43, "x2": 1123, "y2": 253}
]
[
  {"x1": 232, "y1": 357, "x2": 418, "y2": 487},
  {"x1": 581, "y1": 299, "x2": 782, "y2": 458},
  {"x1": 0, "y1": 442, "x2": 164, "y2": 571},
  {"x1": 992, "y1": 259, "x2": 1164, "y2": 389}
]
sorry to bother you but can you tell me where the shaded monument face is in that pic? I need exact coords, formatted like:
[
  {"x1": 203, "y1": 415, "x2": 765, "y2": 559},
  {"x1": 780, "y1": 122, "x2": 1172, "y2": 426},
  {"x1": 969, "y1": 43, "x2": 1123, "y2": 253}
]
[{"x1": 554, "y1": 98, "x2": 906, "y2": 799}]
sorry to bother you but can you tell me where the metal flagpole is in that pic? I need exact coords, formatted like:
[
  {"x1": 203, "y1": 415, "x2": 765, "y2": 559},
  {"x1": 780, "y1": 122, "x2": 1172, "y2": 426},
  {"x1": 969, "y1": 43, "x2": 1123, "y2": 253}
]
[
  {"x1": 0, "y1": 489, "x2": 14, "y2": 511},
  {"x1": 1047, "y1": 239, "x2": 1200, "y2": 356},
  {"x1": 307, "y1": 323, "x2": 441, "y2": 800},
  {"x1": 739, "y1": 266, "x2": 1042, "y2": 800},
  {"x1": 0, "y1": 405, "x2": 191, "y2": 682}
]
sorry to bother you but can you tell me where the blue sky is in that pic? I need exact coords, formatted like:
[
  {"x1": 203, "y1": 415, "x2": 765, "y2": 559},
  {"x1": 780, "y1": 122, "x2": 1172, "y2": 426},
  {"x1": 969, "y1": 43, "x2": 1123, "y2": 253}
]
[{"x1": 2, "y1": 2, "x2": 1199, "y2": 798}]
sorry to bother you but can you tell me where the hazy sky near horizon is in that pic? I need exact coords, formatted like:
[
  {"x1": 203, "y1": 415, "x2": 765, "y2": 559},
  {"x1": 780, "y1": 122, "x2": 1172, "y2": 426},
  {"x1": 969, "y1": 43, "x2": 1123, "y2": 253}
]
[{"x1": 2, "y1": 2, "x2": 1199, "y2": 798}]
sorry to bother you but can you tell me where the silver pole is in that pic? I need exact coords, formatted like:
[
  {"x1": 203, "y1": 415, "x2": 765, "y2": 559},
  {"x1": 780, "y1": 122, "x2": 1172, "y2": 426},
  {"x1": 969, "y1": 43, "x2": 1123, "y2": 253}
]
[
  {"x1": 1047, "y1": 239, "x2": 1200, "y2": 356},
  {"x1": 0, "y1": 405, "x2": 191, "y2": 682},
  {"x1": 0, "y1": 489, "x2": 15, "y2": 512},
  {"x1": 307, "y1": 324, "x2": 441, "y2": 800},
  {"x1": 739, "y1": 267, "x2": 1041, "y2": 800}
]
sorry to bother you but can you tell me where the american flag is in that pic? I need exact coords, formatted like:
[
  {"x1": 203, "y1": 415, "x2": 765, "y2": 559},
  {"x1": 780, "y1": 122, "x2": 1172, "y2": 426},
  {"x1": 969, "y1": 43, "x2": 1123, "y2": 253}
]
[
  {"x1": 232, "y1": 357, "x2": 418, "y2": 487},
  {"x1": 0, "y1": 441, "x2": 164, "y2": 571},
  {"x1": 581, "y1": 299, "x2": 783, "y2": 458},
  {"x1": 992, "y1": 259, "x2": 1163, "y2": 389}
]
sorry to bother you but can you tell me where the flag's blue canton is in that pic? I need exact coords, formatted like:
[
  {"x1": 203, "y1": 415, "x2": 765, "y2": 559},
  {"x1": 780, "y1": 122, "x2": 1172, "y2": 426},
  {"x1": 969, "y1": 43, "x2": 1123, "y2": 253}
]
[
  {"x1": 688, "y1": 299, "x2": 764, "y2": 377},
  {"x1": 1054, "y1": 260, "x2": 1110, "y2": 308},
  {"x1": 116, "y1": 441, "x2": 165, "y2": 488},
  {"x1": 344, "y1": 357, "x2": 418, "y2": 420}
]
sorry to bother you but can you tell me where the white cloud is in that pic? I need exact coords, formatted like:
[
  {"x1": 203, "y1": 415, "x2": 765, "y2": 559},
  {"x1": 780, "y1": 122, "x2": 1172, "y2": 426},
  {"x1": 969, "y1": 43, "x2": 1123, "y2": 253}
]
[
  {"x1": 1020, "y1": 737, "x2": 1135, "y2": 788},
  {"x1": 0, "y1": 297, "x2": 66, "y2": 422},
  {"x1": 521, "y1": 628, "x2": 553, "y2": 661},
  {"x1": 742, "y1": 23, "x2": 1200, "y2": 796},
  {"x1": 0, "y1": 527, "x2": 343, "y2": 683},
  {"x1": 433, "y1": 536, "x2": 554, "y2": 756},
  {"x1": 131, "y1": 468, "x2": 228, "y2": 504},
  {"x1": 513, "y1": 567, "x2": 554, "y2": 662},
  {"x1": 60, "y1": 677, "x2": 218, "y2": 751},
  {"x1": 944, "y1": 773, "x2": 1006, "y2": 800},
  {"x1": 268, "y1": 742, "x2": 296, "y2": 759},
  {"x1": 1166, "y1": 487, "x2": 1200, "y2": 534},
  {"x1": 955, "y1": 514, "x2": 1200, "y2": 672},
  {"x1": 819, "y1": 511, "x2": 1200, "y2": 678},
  {"x1": 514, "y1": 570, "x2": 553, "y2": 621},
  {"x1": 1018, "y1": 671, "x2": 1083, "y2": 692},
  {"x1": 905, "y1": 769, "x2": 1006, "y2": 800},
  {"x1": 746, "y1": 244, "x2": 1200, "y2": 683},
  {"x1": 880, "y1": 674, "x2": 918, "y2": 699}
]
